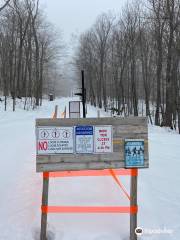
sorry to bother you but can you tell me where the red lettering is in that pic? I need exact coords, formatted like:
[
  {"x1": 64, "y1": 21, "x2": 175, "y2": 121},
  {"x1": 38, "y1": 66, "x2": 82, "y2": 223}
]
[
  {"x1": 38, "y1": 141, "x2": 48, "y2": 151},
  {"x1": 97, "y1": 138, "x2": 109, "y2": 141},
  {"x1": 44, "y1": 142, "x2": 47, "y2": 151},
  {"x1": 100, "y1": 134, "x2": 107, "y2": 137},
  {"x1": 99, "y1": 130, "x2": 107, "y2": 133}
]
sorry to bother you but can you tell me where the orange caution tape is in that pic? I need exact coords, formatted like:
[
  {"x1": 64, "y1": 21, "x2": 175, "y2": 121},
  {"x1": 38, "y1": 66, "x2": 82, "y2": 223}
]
[
  {"x1": 43, "y1": 172, "x2": 49, "y2": 178},
  {"x1": 109, "y1": 169, "x2": 131, "y2": 201},
  {"x1": 43, "y1": 169, "x2": 137, "y2": 179},
  {"x1": 131, "y1": 169, "x2": 138, "y2": 177},
  {"x1": 41, "y1": 205, "x2": 138, "y2": 214}
]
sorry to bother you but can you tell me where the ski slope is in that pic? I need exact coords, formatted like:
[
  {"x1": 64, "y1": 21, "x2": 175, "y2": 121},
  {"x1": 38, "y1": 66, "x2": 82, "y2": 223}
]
[{"x1": 0, "y1": 97, "x2": 180, "y2": 240}]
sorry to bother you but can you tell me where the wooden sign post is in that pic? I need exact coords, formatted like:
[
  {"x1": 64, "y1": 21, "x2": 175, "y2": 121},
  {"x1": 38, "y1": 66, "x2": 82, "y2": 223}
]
[
  {"x1": 40, "y1": 106, "x2": 58, "y2": 240},
  {"x1": 130, "y1": 172, "x2": 138, "y2": 240},
  {"x1": 36, "y1": 116, "x2": 149, "y2": 239},
  {"x1": 40, "y1": 173, "x2": 49, "y2": 240}
]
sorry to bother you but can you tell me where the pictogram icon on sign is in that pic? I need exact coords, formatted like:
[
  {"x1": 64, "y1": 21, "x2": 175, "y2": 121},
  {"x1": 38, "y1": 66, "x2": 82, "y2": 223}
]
[
  {"x1": 63, "y1": 130, "x2": 71, "y2": 139},
  {"x1": 40, "y1": 130, "x2": 49, "y2": 139},
  {"x1": 52, "y1": 129, "x2": 60, "y2": 138}
]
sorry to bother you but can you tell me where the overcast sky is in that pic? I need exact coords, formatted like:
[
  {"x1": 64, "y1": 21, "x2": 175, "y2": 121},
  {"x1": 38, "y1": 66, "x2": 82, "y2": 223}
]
[
  {"x1": 39, "y1": 0, "x2": 127, "y2": 94},
  {"x1": 40, "y1": 0, "x2": 126, "y2": 43}
]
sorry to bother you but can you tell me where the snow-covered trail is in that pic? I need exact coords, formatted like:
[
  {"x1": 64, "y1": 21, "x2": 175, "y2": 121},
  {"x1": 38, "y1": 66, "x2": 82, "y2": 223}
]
[
  {"x1": 138, "y1": 126, "x2": 180, "y2": 240},
  {"x1": 0, "y1": 98, "x2": 69, "y2": 239},
  {"x1": 0, "y1": 97, "x2": 180, "y2": 240}
]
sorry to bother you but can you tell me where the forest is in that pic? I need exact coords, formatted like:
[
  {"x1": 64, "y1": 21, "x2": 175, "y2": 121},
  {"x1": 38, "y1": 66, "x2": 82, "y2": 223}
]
[
  {"x1": 0, "y1": 0, "x2": 62, "y2": 110},
  {"x1": 75, "y1": 0, "x2": 180, "y2": 133},
  {"x1": 1, "y1": 0, "x2": 180, "y2": 133}
]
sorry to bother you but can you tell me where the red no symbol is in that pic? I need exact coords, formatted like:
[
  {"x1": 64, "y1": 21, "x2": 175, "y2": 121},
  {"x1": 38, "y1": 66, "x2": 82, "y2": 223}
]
[{"x1": 38, "y1": 141, "x2": 48, "y2": 151}]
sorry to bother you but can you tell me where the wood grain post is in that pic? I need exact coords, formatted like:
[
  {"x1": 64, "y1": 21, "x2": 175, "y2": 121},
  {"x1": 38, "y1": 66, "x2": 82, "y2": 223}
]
[
  {"x1": 40, "y1": 105, "x2": 58, "y2": 240},
  {"x1": 130, "y1": 171, "x2": 138, "y2": 240},
  {"x1": 40, "y1": 174, "x2": 49, "y2": 240},
  {"x1": 54, "y1": 105, "x2": 58, "y2": 118}
]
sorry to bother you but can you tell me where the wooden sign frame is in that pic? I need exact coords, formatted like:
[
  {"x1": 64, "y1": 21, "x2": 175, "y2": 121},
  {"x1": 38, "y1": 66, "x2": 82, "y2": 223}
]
[{"x1": 36, "y1": 117, "x2": 149, "y2": 172}]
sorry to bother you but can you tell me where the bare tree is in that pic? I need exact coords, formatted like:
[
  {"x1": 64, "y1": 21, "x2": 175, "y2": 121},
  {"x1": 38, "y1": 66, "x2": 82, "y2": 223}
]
[
  {"x1": 0, "y1": 0, "x2": 63, "y2": 111},
  {"x1": 75, "y1": 0, "x2": 180, "y2": 133},
  {"x1": 0, "y1": 0, "x2": 10, "y2": 12}
]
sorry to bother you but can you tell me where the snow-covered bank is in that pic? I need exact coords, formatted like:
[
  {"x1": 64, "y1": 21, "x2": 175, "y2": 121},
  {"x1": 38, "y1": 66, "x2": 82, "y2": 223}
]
[
  {"x1": 0, "y1": 97, "x2": 180, "y2": 240},
  {"x1": 138, "y1": 126, "x2": 180, "y2": 240}
]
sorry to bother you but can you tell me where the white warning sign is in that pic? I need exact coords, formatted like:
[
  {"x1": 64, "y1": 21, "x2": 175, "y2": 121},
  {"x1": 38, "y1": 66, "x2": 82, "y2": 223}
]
[
  {"x1": 37, "y1": 127, "x2": 74, "y2": 154},
  {"x1": 94, "y1": 126, "x2": 113, "y2": 153},
  {"x1": 75, "y1": 126, "x2": 94, "y2": 153}
]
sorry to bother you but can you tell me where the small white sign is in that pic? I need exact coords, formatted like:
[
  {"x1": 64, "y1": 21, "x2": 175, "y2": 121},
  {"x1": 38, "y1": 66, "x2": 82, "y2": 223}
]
[
  {"x1": 69, "y1": 101, "x2": 81, "y2": 118},
  {"x1": 75, "y1": 126, "x2": 94, "y2": 153},
  {"x1": 94, "y1": 126, "x2": 113, "y2": 153},
  {"x1": 69, "y1": 101, "x2": 80, "y2": 112},
  {"x1": 37, "y1": 127, "x2": 74, "y2": 154}
]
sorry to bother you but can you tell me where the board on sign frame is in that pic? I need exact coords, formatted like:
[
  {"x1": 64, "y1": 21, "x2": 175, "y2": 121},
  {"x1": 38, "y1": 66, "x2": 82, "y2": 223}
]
[
  {"x1": 69, "y1": 101, "x2": 81, "y2": 118},
  {"x1": 36, "y1": 117, "x2": 149, "y2": 172}
]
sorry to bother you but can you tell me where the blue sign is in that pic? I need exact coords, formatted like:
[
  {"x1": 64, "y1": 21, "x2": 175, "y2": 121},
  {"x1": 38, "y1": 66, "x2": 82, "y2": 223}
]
[
  {"x1": 124, "y1": 140, "x2": 144, "y2": 168},
  {"x1": 75, "y1": 126, "x2": 94, "y2": 153},
  {"x1": 75, "y1": 126, "x2": 93, "y2": 135}
]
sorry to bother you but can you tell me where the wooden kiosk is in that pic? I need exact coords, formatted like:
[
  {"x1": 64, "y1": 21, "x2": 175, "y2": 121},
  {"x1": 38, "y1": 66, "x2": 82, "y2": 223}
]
[{"x1": 36, "y1": 116, "x2": 149, "y2": 240}]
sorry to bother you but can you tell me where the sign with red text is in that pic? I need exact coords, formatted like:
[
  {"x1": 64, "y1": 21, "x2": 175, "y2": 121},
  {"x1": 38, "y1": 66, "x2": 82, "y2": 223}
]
[
  {"x1": 94, "y1": 126, "x2": 113, "y2": 153},
  {"x1": 37, "y1": 127, "x2": 74, "y2": 154},
  {"x1": 36, "y1": 117, "x2": 149, "y2": 172}
]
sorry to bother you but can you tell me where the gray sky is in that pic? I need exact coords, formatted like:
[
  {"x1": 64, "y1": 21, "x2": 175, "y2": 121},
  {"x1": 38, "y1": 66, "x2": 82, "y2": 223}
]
[
  {"x1": 39, "y1": 0, "x2": 126, "y2": 95},
  {"x1": 40, "y1": 0, "x2": 126, "y2": 43}
]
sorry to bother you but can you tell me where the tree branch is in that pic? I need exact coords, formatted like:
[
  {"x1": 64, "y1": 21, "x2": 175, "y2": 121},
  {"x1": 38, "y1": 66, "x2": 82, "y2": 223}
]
[{"x1": 0, "y1": 0, "x2": 10, "y2": 12}]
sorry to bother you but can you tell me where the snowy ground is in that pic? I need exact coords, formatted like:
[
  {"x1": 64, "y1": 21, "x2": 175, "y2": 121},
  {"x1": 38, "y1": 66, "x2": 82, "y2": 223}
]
[{"x1": 0, "y1": 97, "x2": 180, "y2": 240}]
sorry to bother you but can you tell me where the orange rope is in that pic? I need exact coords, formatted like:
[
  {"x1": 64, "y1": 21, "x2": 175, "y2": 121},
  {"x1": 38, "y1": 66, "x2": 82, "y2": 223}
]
[
  {"x1": 43, "y1": 169, "x2": 137, "y2": 179},
  {"x1": 109, "y1": 169, "x2": 131, "y2": 201},
  {"x1": 41, "y1": 205, "x2": 138, "y2": 214}
]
